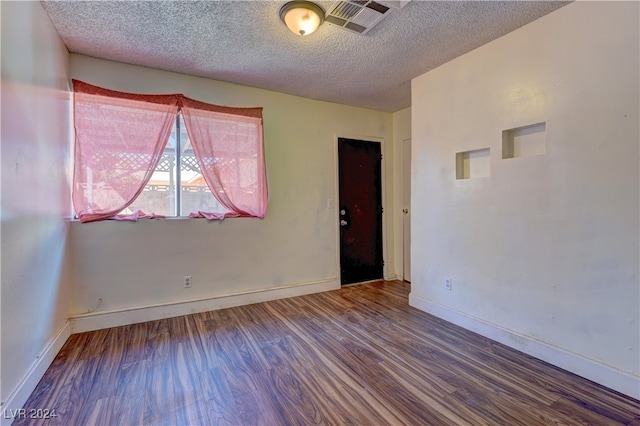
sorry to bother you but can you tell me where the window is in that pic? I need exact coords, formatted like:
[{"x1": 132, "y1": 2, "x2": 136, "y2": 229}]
[
  {"x1": 72, "y1": 80, "x2": 267, "y2": 223},
  {"x1": 124, "y1": 114, "x2": 230, "y2": 217}
]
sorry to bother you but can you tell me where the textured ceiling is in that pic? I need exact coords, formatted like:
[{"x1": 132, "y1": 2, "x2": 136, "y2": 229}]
[{"x1": 41, "y1": 1, "x2": 570, "y2": 112}]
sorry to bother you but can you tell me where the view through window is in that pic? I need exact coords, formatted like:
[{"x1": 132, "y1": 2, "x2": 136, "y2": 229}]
[{"x1": 124, "y1": 113, "x2": 229, "y2": 217}]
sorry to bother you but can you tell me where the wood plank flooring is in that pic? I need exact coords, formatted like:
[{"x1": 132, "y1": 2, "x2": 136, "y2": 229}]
[{"x1": 16, "y1": 280, "x2": 640, "y2": 425}]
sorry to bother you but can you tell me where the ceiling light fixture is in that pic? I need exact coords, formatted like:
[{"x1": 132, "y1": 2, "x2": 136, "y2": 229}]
[{"x1": 279, "y1": 1, "x2": 325, "y2": 36}]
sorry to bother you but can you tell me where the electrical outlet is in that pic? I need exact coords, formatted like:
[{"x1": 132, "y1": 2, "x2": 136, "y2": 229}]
[
  {"x1": 184, "y1": 276, "x2": 192, "y2": 288},
  {"x1": 444, "y1": 278, "x2": 452, "y2": 291}
]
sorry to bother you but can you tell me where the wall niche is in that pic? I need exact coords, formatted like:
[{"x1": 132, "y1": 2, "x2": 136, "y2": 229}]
[
  {"x1": 502, "y1": 122, "x2": 546, "y2": 159},
  {"x1": 456, "y1": 148, "x2": 490, "y2": 179}
]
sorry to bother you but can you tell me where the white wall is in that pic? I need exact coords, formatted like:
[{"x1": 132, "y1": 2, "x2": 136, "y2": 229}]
[
  {"x1": 0, "y1": 1, "x2": 72, "y2": 417},
  {"x1": 67, "y1": 55, "x2": 395, "y2": 329},
  {"x1": 410, "y1": 1, "x2": 639, "y2": 398}
]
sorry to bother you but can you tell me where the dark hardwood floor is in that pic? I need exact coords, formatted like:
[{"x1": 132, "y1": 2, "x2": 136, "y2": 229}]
[{"x1": 16, "y1": 280, "x2": 640, "y2": 425}]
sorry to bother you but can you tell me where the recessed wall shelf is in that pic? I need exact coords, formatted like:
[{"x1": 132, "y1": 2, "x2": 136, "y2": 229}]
[
  {"x1": 456, "y1": 148, "x2": 490, "y2": 179},
  {"x1": 502, "y1": 122, "x2": 546, "y2": 159}
]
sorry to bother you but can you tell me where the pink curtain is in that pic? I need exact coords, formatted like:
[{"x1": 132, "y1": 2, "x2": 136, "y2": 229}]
[
  {"x1": 73, "y1": 81, "x2": 267, "y2": 222},
  {"x1": 72, "y1": 80, "x2": 179, "y2": 222},
  {"x1": 180, "y1": 96, "x2": 268, "y2": 219}
]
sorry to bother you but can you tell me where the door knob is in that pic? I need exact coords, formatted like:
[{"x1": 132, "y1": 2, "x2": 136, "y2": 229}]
[{"x1": 403, "y1": 208, "x2": 409, "y2": 214}]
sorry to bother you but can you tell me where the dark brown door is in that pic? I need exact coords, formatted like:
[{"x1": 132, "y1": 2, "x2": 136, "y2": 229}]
[{"x1": 338, "y1": 138, "x2": 383, "y2": 285}]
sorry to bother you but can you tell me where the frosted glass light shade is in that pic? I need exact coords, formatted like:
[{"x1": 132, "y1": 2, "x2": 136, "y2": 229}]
[{"x1": 280, "y1": 1, "x2": 325, "y2": 36}]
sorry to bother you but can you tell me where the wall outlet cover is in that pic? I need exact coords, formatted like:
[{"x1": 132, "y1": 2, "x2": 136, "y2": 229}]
[{"x1": 445, "y1": 278, "x2": 453, "y2": 291}]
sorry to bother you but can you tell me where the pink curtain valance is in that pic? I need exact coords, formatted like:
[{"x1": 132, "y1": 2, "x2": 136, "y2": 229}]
[
  {"x1": 72, "y1": 80, "x2": 264, "y2": 117},
  {"x1": 179, "y1": 95, "x2": 263, "y2": 119},
  {"x1": 73, "y1": 79, "x2": 181, "y2": 106},
  {"x1": 72, "y1": 80, "x2": 267, "y2": 222}
]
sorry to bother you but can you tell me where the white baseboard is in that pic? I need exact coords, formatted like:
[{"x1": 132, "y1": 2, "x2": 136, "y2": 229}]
[
  {"x1": 1, "y1": 321, "x2": 71, "y2": 426},
  {"x1": 409, "y1": 292, "x2": 640, "y2": 401},
  {"x1": 71, "y1": 278, "x2": 340, "y2": 333}
]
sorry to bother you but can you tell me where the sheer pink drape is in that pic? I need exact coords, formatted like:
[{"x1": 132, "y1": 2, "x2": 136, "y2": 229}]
[
  {"x1": 180, "y1": 96, "x2": 268, "y2": 219},
  {"x1": 72, "y1": 80, "x2": 179, "y2": 222}
]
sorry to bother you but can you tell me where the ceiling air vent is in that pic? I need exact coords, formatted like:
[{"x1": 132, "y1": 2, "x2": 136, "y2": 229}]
[{"x1": 325, "y1": 0, "x2": 411, "y2": 35}]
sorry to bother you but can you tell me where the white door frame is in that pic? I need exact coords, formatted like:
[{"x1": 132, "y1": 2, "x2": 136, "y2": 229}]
[{"x1": 402, "y1": 138, "x2": 411, "y2": 282}]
